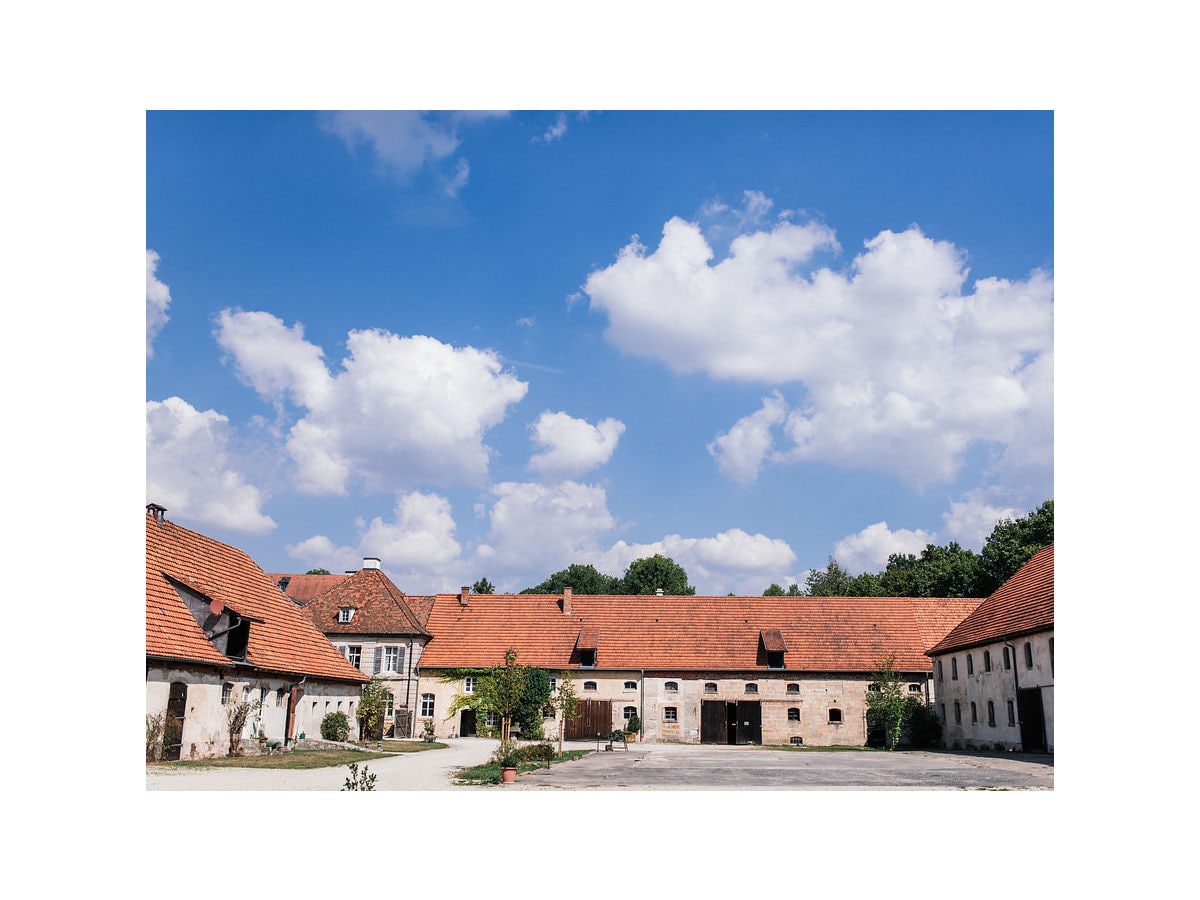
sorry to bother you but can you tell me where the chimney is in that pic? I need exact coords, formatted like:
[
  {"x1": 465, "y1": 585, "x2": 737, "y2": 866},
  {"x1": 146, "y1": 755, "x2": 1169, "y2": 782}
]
[
  {"x1": 561, "y1": 587, "x2": 573, "y2": 615},
  {"x1": 146, "y1": 503, "x2": 167, "y2": 525},
  {"x1": 362, "y1": 557, "x2": 381, "y2": 570},
  {"x1": 655, "y1": 588, "x2": 664, "y2": 596},
  {"x1": 459, "y1": 585, "x2": 470, "y2": 607}
]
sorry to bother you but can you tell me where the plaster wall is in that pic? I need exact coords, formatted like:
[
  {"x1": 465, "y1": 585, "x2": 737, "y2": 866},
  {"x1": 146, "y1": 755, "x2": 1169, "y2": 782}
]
[
  {"x1": 328, "y1": 635, "x2": 426, "y2": 733},
  {"x1": 932, "y1": 629, "x2": 1054, "y2": 751}
]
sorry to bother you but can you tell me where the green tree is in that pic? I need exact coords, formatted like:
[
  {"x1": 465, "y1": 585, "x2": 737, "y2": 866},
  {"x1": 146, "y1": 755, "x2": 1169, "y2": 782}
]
[
  {"x1": 448, "y1": 648, "x2": 529, "y2": 750},
  {"x1": 864, "y1": 653, "x2": 909, "y2": 751},
  {"x1": 881, "y1": 542, "x2": 982, "y2": 597},
  {"x1": 522, "y1": 563, "x2": 622, "y2": 594},
  {"x1": 472, "y1": 577, "x2": 495, "y2": 594},
  {"x1": 621, "y1": 554, "x2": 695, "y2": 595},
  {"x1": 763, "y1": 583, "x2": 785, "y2": 596},
  {"x1": 306, "y1": 568, "x2": 332, "y2": 575},
  {"x1": 356, "y1": 678, "x2": 393, "y2": 741},
  {"x1": 551, "y1": 670, "x2": 582, "y2": 756},
  {"x1": 512, "y1": 667, "x2": 553, "y2": 740},
  {"x1": 805, "y1": 558, "x2": 856, "y2": 596},
  {"x1": 977, "y1": 500, "x2": 1054, "y2": 594}
]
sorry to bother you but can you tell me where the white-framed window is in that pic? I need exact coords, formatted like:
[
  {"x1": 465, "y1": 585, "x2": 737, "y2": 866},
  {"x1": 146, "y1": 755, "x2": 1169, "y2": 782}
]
[
  {"x1": 664, "y1": 681, "x2": 679, "y2": 692},
  {"x1": 242, "y1": 685, "x2": 251, "y2": 703},
  {"x1": 624, "y1": 680, "x2": 637, "y2": 690},
  {"x1": 338, "y1": 607, "x2": 354, "y2": 624},
  {"x1": 420, "y1": 694, "x2": 435, "y2": 717},
  {"x1": 623, "y1": 706, "x2": 637, "y2": 720},
  {"x1": 383, "y1": 694, "x2": 395, "y2": 719},
  {"x1": 383, "y1": 645, "x2": 403, "y2": 674},
  {"x1": 908, "y1": 684, "x2": 922, "y2": 693},
  {"x1": 663, "y1": 707, "x2": 678, "y2": 722},
  {"x1": 549, "y1": 677, "x2": 557, "y2": 692},
  {"x1": 221, "y1": 683, "x2": 233, "y2": 705},
  {"x1": 343, "y1": 645, "x2": 362, "y2": 669},
  {"x1": 464, "y1": 676, "x2": 476, "y2": 694},
  {"x1": 485, "y1": 711, "x2": 499, "y2": 727}
]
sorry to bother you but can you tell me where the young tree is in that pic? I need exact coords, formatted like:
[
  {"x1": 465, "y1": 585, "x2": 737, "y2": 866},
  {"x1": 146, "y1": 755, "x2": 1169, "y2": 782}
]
[
  {"x1": 448, "y1": 649, "x2": 529, "y2": 750},
  {"x1": 472, "y1": 577, "x2": 495, "y2": 594},
  {"x1": 551, "y1": 670, "x2": 582, "y2": 756},
  {"x1": 865, "y1": 653, "x2": 910, "y2": 751},
  {"x1": 621, "y1": 554, "x2": 695, "y2": 595},
  {"x1": 763, "y1": 583, "x2": 785, "y2": 596},
  {"x1": 357, "y1": 678, "x2": 393, "y2": 741}
]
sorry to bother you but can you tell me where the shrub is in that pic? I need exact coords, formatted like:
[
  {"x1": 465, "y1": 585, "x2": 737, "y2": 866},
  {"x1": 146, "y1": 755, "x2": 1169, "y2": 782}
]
[
  {"x1": 625, "y1": 712, "x2": 642, "y2": 734},
  {"x1": 905, "y1": 696, "x2": 942, "y2": 748},
  {"x1": 321, "y1": 711, "x2": 351, "y2": 741},
  {"x1": 226, "y1": 700, "x2": 258, "y2": 756},
  {"x1": 146, "y1": 711, "x2": 166, "y2": 762},
  {"x1": 342, "y1": 762, "x2": 376, "y2": 791}
]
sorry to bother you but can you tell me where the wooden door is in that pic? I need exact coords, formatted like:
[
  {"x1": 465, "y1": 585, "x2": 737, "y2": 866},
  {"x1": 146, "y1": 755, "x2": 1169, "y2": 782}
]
[
  {"x1": 164, "y1": 682, "x2": 187, "y2": 761},
  {"x1": 735, "y1": 700, "x2": 762, "y2": 745},
  {"x1": 701, "y1": 700, "x2": 727, "y2": 743},
  {"x1": 1017, "y1": 688, "x2": 1046, "y2": 752},
  {"x1": 566, "y1": 699, "x2": 612, "y2": 740}
]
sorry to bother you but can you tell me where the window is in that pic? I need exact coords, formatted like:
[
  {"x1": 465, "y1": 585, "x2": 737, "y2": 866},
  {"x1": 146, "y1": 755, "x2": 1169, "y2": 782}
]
[
  {"x1": 420, "y1": 694, "x2": 435, "y2": 717},
  {"x1": 542, "y1": 704, "x2": 555, "y2": 718},
  {"x1": 383, "y1": 694, "x2": 395, "y2": 719},
  {"x1": 242, "y1": 685, "x2": 251, "y2": 703},
  {"x1": 623, "y1": 706, "x2": 637, "y2": 720},
  {"x1": 704, "y1": 682, "x2": 718, "y2": 693},
  {"x1": 382, "y1": 645, "x2": 403, "y2": 673},
  {"x1": 937, "y1": 660, "x2": 944, "y2": 681},
  {"x1": 579, "y1": 649, "x2": 596, "y2": 667},
  {"x1": 766, "y1": 650, "x2": 784, "y2": 669},
  {"x1": 786, "y1": 683, "x2": 799, "y2": 694},
  {"x1": 790, "y1": 736, "x2": 804, "y2": 745},
  {"x1": 788, "y1": 707, "x2": 800, "y2": 721},
  {"x1": 967, "y1": 653, "x2": 974, "y2": 675},
  {"x1": 276, "y1": 690, "x2": 284, "y2": 707},
  {"x1": 984, "y1": 650, "x2": 992, "y2": 672},
  {"x1": 485, "y1": 711, "x2": 498, "y2": 727},
  {"x1": 868, "y1": 683, "x2": 881, "y2": 693},
  {"x1": 745, "y1": 683, "x2": 758, "y2": 693},
  {"x1": 954, "y1": 701, "x2": 962, "y2": 724},
  {"x1": 828, "y1": 708, "x2": 842, "y2": 724},
  {"x1": 338, "y1": 607, "x2": 354, "y2": 624},
  {"x1": 1007, "y1": 699, "x2": 1016, "y2": 726},
  {"x1": 345, "y1": 646, "x2": 362, "y2": 669},
  {"x1": 663, "y1": 707, "x2": 678, "y2": 722},
  {"x1": 464, "y1": 676, "x2": 476, "y2": 694},
  {"x1": 1024, "y1": 642, "x2": 1034, "y2": 669},
  {"x1": 971, "y1": 701, "x2": 978, "y2": 724},
  {"x1": 549, "y1": 678, "x2": 557, "y2": 692},
  {"x1": 951, "y1": 658, "x2": 958, "y2": 680},
  {"x1": 665, "y1": 681, "x2": 679, "y2": 692},
  {"x1": 624, "y1": 681, "x2": 638, "y2": 690},
  {"x1": 583, "y1": 681, "x2": 597, "y2": 691},
  {"x1": 987, "y1": 701, "x2": 996, "y2": 727},
  {"x1": 908, "y1": 684, "x2": 922, "y2": 693},
  {"x1": 1004, "y1": 646, "x2": 1012, "y2": 670},
  {"x1": 221, "y1": 683, "x2": 233, "y2": 705}
]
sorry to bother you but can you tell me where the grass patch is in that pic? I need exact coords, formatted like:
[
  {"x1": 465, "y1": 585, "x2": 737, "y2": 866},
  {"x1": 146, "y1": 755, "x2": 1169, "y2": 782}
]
[
  {"x1": 149, "y1": 749, "x2": 393, "y2": 770},
  {"x1": 351, "y1": 740, "x2": 447, "y2": 753},
  {"x1": 455, "y1": 749, "x2": 592, "y2": 785}
]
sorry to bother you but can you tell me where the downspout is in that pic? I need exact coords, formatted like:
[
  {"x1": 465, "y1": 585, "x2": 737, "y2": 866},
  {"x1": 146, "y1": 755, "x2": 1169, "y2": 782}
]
[
  {"x1": 284, "y1": 675, "x2": 307, "y2": 745},
  {"x1": 639, "y1": 670, "x2": 645, "y2": 742},
  {"x1": 406, "y1": 636, "x2": 414, "y2": 736}
]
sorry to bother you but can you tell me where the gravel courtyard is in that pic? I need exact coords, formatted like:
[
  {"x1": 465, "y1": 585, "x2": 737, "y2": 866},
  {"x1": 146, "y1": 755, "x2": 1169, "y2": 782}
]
[{"x1": 146, "y1": 738, "x2": 1051, "y2": 791}]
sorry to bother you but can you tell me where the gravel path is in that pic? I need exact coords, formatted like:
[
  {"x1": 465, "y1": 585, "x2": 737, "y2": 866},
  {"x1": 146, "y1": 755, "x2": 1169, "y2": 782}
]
[{"x1": 145, "y1": 737, "x2": 501, "y2": 791}]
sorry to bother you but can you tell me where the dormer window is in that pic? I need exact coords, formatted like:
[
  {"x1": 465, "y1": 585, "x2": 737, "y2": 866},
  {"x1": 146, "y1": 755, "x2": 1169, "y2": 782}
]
[
  {"x1": 760, "y1": 629, "x2": 786, "y2": 669},
  {"x1": 576, "y1": 625, "x2": 599, "y2": 668},
  {"x1": 338, "y1": 607, "x2": 354, "y2": 624}
]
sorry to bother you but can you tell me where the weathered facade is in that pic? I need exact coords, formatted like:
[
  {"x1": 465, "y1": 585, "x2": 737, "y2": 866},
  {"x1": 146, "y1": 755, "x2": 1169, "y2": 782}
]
[
  {"x1": 927, "y1": 545, "x2": 1054, "y2": 752},
  {"x1": 145, "y1": 504, "x2": 368, "y2": 759},
  {"x1": 293, "y1": 559, "x2": 434, "y2": 738},
  {"x1": 417, "y1": 587, "x2": 979, "y2": 746}
]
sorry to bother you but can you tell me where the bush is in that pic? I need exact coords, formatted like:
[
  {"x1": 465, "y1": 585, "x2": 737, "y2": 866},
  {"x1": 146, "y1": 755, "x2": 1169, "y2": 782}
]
[
  {"x1": 904, "y1": 696, "x2": 942, "y2": 748},
  {"x1": 146, "y1": 711, "x2": 165, "y2": 762},
  {"x1": 625, "y1": 712, "x2": 642, "y2": 734},
  {"x1": 321, "y1": 711, "x2": 351, "y2": 741}
]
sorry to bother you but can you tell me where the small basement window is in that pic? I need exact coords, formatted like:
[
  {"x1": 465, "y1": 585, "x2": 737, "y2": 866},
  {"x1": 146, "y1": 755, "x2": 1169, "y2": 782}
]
[
  {"x1": 583, "y1": 681, "x2": 597, "y2": 691},
  {"x1": 624, "y1": 681, "x2": 638, "y2": 690},
  {"x1": 828, "y1": 708, "x2": 842, "y2": 724},
  {"x1": 786, "y1": 683, "x2": 800, "y2": 694},
  {"x1": 790, "y1": 736, "x2": 804, "y2": 745},
  {"x1": 663, "y1": 707, "x2": 678, "y2": 722},
  {"x1": 704, "y1": 682, "x2": 718, "y2": 693},
  {"x1": 745, "y1": 683, "x2": 758, "y2": 693},
  {"x1": 908, "y1": 684, "x2": 922, "y2": 693},
  {"x1": 664, "y1": 681, "x2": 679, "y2": 692}
]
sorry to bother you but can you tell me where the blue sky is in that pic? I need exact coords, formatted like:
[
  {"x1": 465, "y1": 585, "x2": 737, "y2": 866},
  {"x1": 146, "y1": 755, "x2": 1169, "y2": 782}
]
[{"x1": 146, "y1": 110, "x2": 1053, "y2": 594}]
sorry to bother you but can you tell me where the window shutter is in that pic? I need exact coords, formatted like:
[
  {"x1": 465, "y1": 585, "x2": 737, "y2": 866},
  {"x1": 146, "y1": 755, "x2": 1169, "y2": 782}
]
[
  {"x1": 340, "y1": 646, "x2": 348, "y2": 660},
  {"x1": 397, "y1": 646, "x2": 406, "y2": 672},
  {"x1": 373, "y1": 646, "x2": 382, "y2": 674}
]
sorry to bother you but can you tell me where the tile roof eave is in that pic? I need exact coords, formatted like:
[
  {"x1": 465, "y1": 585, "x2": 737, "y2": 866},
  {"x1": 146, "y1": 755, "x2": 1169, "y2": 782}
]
[{"x1": 926, "y1": 622, "x2": 1055, "y2": 657}]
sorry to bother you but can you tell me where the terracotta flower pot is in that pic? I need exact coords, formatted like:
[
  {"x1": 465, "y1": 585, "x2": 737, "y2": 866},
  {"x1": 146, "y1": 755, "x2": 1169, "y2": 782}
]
[{"x1": 501, "y1": 766, "x2": 517, "y2": 784}]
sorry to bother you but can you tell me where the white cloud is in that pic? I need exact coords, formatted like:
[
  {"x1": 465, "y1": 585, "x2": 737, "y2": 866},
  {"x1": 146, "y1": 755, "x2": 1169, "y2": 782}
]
[
  {"x1": 540, "y1": 113, "x2": 568, "y2": 143},
  {"x1": 595, "y1": 529, "x2": 799, "y2": 596},
  {"x1": 146, "y1": 250, "x2": 171, "y2": 358},
  {"x1": 215, "y1": 309, "x2": 528, "y2": 494},
  {"x1": 708, "y1": 391, "x2": 788, "y2": 483},
  {"x1": 320, "y1": 111, "x2": 506, "y2": 192},
  {"x1": 146, "y1": 396, "x2": 275, "y2": 534},
  {"x1": 584, "y1": 204, "x2": 1052, "y2": 488},
  {"x1": 831, "y1": 521, "x2": 934, "y2": 575},
  {"x1": 528, "y1": 411, "x2": 625, "y2": 479},
  {"x1": 939, "y1": 490, "x2": 1024, "y2": 551}
]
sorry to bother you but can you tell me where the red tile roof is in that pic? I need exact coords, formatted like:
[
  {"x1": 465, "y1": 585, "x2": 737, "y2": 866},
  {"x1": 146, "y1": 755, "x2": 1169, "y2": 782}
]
[
  {"x1": 146, "y1": 509, "x2": 368, "y2": 683},
  {"x1": 418, "y1": 593, "x2": 982, "y2": 673},
  {"x1": 266, "y1": 572, "x2": 348, "y2": 606},
  {"x1": 302, "y1": 568, "x2": 430, "y2": 637},
  {"x1": 927, "y1": 545, "x2": 1054, "y2": 655}
]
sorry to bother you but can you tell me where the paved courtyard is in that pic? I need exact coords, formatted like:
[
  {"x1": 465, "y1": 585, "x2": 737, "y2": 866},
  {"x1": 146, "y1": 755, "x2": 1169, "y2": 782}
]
[{"x1": 146, "y1": 737, "x2": 1052, "y2": 790}]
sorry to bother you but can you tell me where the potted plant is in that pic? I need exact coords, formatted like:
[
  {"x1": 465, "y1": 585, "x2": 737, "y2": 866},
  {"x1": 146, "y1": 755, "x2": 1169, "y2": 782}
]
[
  {"x1": 422, "y1": 719, "x2": 436, "y2": 743},
  {"x1": 624, "y1": 712, "x2": 641, "y2": 742},
  {"x1": 493, "y1": 743, "x2": 521, "y2": 784}
]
